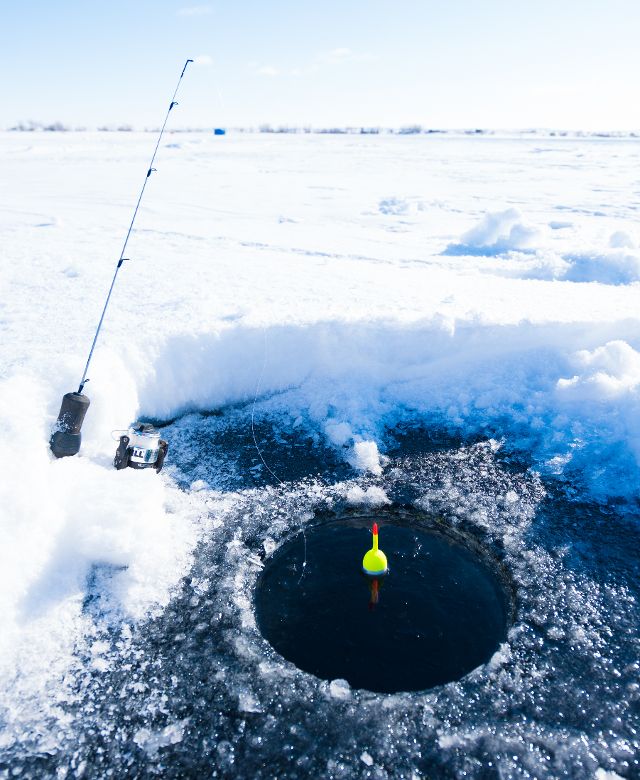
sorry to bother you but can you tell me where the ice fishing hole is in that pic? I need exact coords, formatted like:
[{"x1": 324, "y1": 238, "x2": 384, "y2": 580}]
[{"x1": 255, "y1": 510, "x2": 514, "y2": 694}]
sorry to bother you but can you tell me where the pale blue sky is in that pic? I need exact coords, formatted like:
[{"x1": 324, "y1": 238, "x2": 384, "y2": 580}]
[{"x1": 2, "y1": 1, "x2": 639, "y2": 129}]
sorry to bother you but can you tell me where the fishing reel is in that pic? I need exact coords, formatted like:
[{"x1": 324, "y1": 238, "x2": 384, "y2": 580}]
[{"x1": 114, "y1": 423, "x2": 168, "y2": 473}]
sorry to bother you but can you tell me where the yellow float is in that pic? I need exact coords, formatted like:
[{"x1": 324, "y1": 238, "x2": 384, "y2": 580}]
[{"x1": 362, "y1": 522, "x2": 388, "y2": 575}]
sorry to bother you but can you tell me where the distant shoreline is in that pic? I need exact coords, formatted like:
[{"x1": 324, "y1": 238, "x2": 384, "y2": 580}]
[{"x1": 3, "y1": 124, "x2": 639, "y2": 138}]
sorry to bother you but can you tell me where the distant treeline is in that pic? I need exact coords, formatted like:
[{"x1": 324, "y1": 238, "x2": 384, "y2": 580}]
[
  {"x1": 5, "y1": 121, "x2": 640, "y2": 138},
  {"x1": 8, "y1": 120, "x2": 135, "y2": 132}
]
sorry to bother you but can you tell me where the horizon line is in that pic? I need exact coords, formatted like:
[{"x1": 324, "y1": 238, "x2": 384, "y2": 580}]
[{"x1": 3, "y1": 123, "x2": 640, "y2": 136}]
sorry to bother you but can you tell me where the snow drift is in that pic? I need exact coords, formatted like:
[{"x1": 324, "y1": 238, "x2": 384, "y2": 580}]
[
  {"x1": 445, "y1": 208, "x2": 539, "y2": 255},
  {"x1": 137, "y1": 316, "x2": 640, "y2": 496}
]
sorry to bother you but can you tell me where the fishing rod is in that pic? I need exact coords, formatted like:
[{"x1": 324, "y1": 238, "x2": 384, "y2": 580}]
[{"x1": 50, "y1": 59, "x2": 193, "y2": 459}]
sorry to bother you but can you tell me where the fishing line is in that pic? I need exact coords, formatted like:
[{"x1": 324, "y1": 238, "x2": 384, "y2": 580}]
[
  {"x1": 77, "y1": 59, "x2": 193, "y2": 394},
  {"x1": 212, "y1": 66, "x2": 305, "y2": 575},
  {"x1": 250, "y1": 328, "x2": 307, "y2": 584}
]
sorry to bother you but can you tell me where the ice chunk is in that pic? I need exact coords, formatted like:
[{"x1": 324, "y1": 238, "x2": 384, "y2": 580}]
[
  {"x1": 488, "y1": 643, "x2": 511, "y2": 669},
  {"x1": 360, "y1": 751, "x2": 374, "y2": 766},
  {"x1": 216, "y1": 740, "x2": 235, "y2": 767},
  {"x1": 329, "y1": 679, "x2": 351, "y2": 699},
  {"x1": 133, "y1": 719, "x2": 188, "y2": 756},
  {"x1": 350, "y1": 440, "x2": 383, "y2": 475},
  {"x1": 238, "y1": 692, "x2": 262, "y2": 713},
  {"x1": 346, "y1": 485, "x2": 391, "y2": 506},
  {"x1": 504, "y1": 490, "x2": 518, "y2": 504}
]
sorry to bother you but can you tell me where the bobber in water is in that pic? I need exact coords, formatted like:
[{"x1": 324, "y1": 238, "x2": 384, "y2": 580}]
[{"x1": 362, "y1": 523, "x2": 388, "y2": 576}]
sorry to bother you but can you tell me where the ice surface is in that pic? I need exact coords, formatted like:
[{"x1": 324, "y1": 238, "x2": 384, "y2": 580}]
[
  {"x1": 6, "y1": 420, "x2": 631, "y2": 778},
  {"x1": 1, "y1": 132, "x2": 639, "y2": 777}
]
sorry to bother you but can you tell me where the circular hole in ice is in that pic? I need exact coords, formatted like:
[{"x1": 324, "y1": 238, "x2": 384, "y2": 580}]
[{"x1": 255, "y1": 510, "x2": 514, "y2": 694}]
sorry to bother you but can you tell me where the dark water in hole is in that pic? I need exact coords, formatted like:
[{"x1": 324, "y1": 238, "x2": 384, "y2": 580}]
[{"x1": 256, "y1": 518, "x2": 511, "y2": 693}]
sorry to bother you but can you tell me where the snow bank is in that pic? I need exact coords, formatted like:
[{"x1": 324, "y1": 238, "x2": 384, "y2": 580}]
[
  {"x1": 557, "y1": 340, "x2": 640, "y2": 398},
  {"x1": 555, "y1": 341, "x2": 640, "y2": 473},
  {"x1": 138, "y1": 316, "x2": 640, "y2": 498},
  {"x1": 0, "y1": 373, "x2": 199, "y2": 748}
]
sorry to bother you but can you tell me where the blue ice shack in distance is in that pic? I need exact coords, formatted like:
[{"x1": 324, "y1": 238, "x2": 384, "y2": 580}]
[{"x1": 214, "y1": 128, "x2": 226, "y2": 136}]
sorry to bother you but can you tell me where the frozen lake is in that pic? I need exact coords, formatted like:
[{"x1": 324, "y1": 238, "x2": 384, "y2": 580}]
[{"x1": 0, "y1": 131, "x2": 639, "y2": 777}]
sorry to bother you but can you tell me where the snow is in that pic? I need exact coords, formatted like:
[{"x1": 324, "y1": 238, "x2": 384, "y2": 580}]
[
  {"x1": 345, "y1": 485, "x2": 390, "y2": 507},
  {"x1": 609, "y1": 230, "x2": 636, "y2": 250},
  {"x1": 1, "y1": 131, "x2": 639, "y2": 777},
  {"x1": 562, "y1": 248, "x2": 640, "y2": 285},
  {"x1": 446, "y1": 207, "x2": 539, "y2": 255}
]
